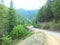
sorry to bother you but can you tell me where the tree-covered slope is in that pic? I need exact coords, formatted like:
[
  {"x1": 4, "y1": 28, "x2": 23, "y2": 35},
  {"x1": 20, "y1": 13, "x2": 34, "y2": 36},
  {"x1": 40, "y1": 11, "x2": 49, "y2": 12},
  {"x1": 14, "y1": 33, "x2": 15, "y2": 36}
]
[
  {"x1": 36, "y1": 0, "x2": 60, "y2": 22},
  {"x1": 16, "y1": 13, "x2": 32, "y2": 25}
]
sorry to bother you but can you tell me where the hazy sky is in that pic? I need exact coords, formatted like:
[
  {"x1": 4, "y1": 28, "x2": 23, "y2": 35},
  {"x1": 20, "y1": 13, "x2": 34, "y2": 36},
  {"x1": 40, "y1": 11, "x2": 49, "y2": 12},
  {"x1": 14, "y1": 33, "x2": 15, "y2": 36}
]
[{"x1": 4, "y1": 0, "x2": 47, "y2": 10}]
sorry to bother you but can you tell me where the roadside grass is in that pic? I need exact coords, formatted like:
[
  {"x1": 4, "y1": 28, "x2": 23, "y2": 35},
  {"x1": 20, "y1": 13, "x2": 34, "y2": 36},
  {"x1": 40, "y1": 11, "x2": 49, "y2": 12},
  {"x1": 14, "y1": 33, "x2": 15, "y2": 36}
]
[
  {"x1": 34, "y1": 22, "x2": 60, "y2": 32},
  {"x1": 12, "y1": 30, "x2": 32, "y2": 45}
]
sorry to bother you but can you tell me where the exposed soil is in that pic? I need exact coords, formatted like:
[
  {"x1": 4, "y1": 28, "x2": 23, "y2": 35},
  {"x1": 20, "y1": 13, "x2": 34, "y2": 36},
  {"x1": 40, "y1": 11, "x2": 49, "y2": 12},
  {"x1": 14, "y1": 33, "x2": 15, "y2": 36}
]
[{"x1": 16, "y1": 33, "x2": 46, "y2": 45}]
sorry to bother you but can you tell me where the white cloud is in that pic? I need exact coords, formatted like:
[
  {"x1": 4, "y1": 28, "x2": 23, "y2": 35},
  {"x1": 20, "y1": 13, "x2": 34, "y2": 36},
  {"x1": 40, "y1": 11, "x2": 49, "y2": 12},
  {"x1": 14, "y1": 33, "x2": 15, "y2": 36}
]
[{"x1": 4, "y1": 0, "x2": 47, "y2": 10}]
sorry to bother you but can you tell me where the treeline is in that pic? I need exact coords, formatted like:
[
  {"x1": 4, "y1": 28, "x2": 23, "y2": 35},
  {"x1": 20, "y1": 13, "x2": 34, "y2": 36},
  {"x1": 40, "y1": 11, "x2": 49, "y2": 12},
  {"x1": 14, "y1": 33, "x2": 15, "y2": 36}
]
[{"x1": 36, "y1": 0, "x2": 60, "y2": 22}]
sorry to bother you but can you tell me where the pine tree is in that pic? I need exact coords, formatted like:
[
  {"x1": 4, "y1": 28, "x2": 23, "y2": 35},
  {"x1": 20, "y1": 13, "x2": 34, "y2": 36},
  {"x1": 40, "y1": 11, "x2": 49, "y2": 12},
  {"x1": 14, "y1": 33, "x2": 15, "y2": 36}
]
[
  {"x1": 36, "y1": 0, "x2": 54, "y2": 22},
  {"x1": 51, "y1": 0, "x2": 60, "y2": 20},
  {"x1": 8, "y1": 0, "x2": 16, "y2": 32},
  {"x1": 46, "y1": 0, "x2": 53, "y2": 20}
]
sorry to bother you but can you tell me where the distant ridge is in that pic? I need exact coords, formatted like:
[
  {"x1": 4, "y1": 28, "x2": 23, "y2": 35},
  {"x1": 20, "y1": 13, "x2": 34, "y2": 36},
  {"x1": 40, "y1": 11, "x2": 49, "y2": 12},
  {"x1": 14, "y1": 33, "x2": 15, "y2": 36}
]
[{"x1": 16, "y1": 8, "x2": 38, "y2": 20}]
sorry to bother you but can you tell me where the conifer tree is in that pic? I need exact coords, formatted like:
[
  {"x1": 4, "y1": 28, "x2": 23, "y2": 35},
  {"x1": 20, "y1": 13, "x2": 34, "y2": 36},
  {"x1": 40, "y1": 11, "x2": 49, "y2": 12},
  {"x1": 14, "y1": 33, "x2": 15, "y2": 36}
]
[
  {"x1": 51, "y1": 0, "x2": 60, "y2": 20},
  {"x1": 8, "y1": 0, "x2": 16, "y2": 32}
]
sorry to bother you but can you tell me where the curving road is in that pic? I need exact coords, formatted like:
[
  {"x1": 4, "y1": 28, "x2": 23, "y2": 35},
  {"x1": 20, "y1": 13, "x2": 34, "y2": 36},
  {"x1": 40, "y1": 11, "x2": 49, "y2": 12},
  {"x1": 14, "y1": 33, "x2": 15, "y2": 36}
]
[{"x1": 26, "y1": 26, "x2": 60, "y2": 38}]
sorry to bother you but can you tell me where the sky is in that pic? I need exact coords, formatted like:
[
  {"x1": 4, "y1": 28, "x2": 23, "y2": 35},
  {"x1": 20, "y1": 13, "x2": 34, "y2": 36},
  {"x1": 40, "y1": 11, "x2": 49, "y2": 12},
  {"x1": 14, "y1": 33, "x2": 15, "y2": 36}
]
[{"x1": 4, "y1": 0, "x2": 47, "y2": 10}]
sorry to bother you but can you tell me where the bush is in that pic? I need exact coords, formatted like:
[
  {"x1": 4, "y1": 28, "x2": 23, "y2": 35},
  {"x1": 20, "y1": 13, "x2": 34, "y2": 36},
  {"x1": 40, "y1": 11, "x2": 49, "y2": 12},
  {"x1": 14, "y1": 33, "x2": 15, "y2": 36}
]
[
  {"x1": 56, "y1": 23, "x2": 60, "y2": 29},
  {"x1": 10, "y1": 24, "x2": 31, "y2": 39},
  {"x1": 53, "y1": 23, "x2": 60, "y2": 30},
  {"x1": 34, "y1": 23, "x2": 41, "y2": 28},
  {"x1": 42, "y1": 23, "x2": 50, "y2": 29},
  {"x1": 23, "y1": 23, "x2": 32, "y2": 27},
  {"x1": 2, "y1": 35, "x2": 12, "y2": 45},
  {"x1": 52, "y1": 18, "x2": 56, "y2": 24}
]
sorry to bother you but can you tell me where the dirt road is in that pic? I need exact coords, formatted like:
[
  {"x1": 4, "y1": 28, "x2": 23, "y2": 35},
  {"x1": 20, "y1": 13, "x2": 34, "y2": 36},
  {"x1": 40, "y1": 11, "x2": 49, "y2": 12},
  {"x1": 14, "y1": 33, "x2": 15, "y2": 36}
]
[
  {"x1": 27, "y1": 26, "x2": 60, "y2": 45},
  {"x1": 16, "y1": 26, "x2": 60, "y2": 45},
  {"x1": 26, "y1": 26, "x2": 60, "y2": 38}
]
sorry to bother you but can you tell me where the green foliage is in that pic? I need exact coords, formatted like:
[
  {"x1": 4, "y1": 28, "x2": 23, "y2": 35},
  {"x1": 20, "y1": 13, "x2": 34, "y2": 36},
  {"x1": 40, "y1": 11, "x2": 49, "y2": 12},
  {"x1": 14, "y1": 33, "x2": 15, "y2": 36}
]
[
  {"x1": 0, "y1": 1, "x2": 32, "y2": 45},
  {"x1": 2, "y1": 35, "x2": 12, "y2": 45},
  {"x1": 36, "y1": 0, "x2": 60, "y2": 30},
  {"x1": 36, "y1": 6, "x2": 47, "y2": 22},
  {"x1": 36, "y1": 0, "x2": 53, "y2": 22},
  {"x1": 53, "y1": 23, "x2": 60, "y2": 30},
  {"x1": 52, "y1": 18, "x2": 57, "y2": 23},
  {"x1": 15, "y1": 14, "x2": 31, "y2": 26},
  {"x1": 36, "y1": 0, "x2": 59, "y2": 22},
  {"x1": 10, "y1": 24, "x2": 30, "y2": 39},
  {"x1": 34, "y1": 23, "x2": 41, "y2": 28},
  {"x1": 51, "y1": 0, "x2": 60, "y2": 19},
  {"x1": 36, "y1": 5, "x2": 53, "y2": 22},
  {"x1": 56, "y1": 23, "x2": 60, "y2": 29},
  {"x1": 0, "y1": 3, "x2": 32, "y2": 45},
  {"x1": 8, "y1": 9, "x2": 16, "y2": 32},
  {"x1": 42, "y1": 23, "x2": 50, "y2": 29},
  {"x1": 0, "y1": 4, "x2": 9, "y2": 35},
  {"x1": 23, "y1": 23, "x2": 32, "y2": 27},
  {"x1": 8, "y1": 0, "x2": 16, "y2": 32}
]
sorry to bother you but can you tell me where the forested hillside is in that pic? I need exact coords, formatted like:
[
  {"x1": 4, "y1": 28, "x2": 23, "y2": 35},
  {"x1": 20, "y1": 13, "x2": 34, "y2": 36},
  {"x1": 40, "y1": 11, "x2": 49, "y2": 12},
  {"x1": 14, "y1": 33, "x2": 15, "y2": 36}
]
[
  {"x1": 37, "y1": 0, "x2": 60, "y2": 22},
  {"x1": 36, "y1": 0, "x2": 60, "y2": 31},
  {"x1": 16, "y1": 14, "x2": 32, "y2": 25}
]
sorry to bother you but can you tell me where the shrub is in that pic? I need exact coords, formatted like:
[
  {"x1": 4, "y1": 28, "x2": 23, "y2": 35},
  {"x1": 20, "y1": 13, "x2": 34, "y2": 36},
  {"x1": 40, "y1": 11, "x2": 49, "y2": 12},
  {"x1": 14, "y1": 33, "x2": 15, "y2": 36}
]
[
  {"x1": 10, "y1": 24, "x2": 31, "y2": 39},
  {"x1": 2, "y1": 35, "x2": 12, "y2": 45},
  {"x1": 23, "y1": 23, "x2": 32, "y2": 27},
  {"x1": 52, "y1": 18, "x2": 56, "y2": 24},
  {"x1": 42, "y1": 23, "x2": 50, "y2": 29},
  {"x1": 34, "y1": 23, "x2": 41, "y2": 28},
  {"x1": 53, "y1": 23, "x2": 60, "y2": 30},
  {"x1": 56, "y1": 23, "x2": 60, "y2": 29}
]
